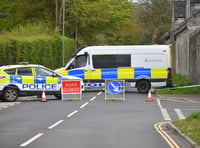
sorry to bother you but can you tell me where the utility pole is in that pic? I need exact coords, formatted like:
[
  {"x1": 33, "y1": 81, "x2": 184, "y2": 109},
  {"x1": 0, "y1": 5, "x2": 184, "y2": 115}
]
[{"x1": 62, "y1": 0, "x2": 65, "y2": 67}]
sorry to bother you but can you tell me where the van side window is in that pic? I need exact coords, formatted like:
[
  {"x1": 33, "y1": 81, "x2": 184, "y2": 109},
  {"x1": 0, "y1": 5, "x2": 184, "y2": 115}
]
[
  {"x1": 117, "y1": 55, "x2": 131, "y2": 67},
  {"x1": 92, "y1": 55, "x2": 130, "y2": 68},
  {"x1": 69, "y1": 55, "x2": 87, "y2": 69}
]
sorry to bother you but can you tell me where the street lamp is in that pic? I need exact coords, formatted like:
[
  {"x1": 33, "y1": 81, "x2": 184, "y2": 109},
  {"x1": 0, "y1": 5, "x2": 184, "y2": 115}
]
[{"x1": 62, "y1": 0, "x2": 66, "y2": 66}]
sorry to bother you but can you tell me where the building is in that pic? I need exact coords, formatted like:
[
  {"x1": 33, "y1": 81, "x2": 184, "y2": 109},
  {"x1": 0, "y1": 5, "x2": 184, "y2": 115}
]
[{"x1": 171, "y1": 0, "x2": 200, "y2": 84}]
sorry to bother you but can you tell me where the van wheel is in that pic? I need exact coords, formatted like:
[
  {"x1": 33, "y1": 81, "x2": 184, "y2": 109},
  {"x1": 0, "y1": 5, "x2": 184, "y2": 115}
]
[
  {"x1": 136, "y1": 80, "x2": 151, "y2": 93},
  {"x1": 3, "y1": 88, "x2": 18, "y2": 102}
]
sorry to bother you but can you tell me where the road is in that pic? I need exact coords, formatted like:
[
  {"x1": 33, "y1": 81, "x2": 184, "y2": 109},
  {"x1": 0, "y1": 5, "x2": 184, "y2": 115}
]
[{"x1": 0, "y1": 90, "x2": 199, "y2": 148}]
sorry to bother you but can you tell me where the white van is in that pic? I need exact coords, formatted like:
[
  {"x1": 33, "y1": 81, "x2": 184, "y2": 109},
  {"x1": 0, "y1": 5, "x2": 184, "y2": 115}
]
[{"x1": 55, "y1": 45, "x2": 173, "y2": 93}]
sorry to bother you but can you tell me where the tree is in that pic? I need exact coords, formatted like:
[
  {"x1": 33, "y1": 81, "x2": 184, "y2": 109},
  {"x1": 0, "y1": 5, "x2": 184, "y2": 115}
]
[
  {"x1": 0, "y1": 0, "x2": 17, "y2": 32},
  {"x1": 65, "y1": 0, "x2": 135, "y2": 46},
  {"x1": 136, "y1": 0, "x2": 172, "y2": 44},
  {"x1": 15, "y1": 0, "x2": 54, "y2": 23},
  {"x1": 0, "y1": 0, "x2": 140, "y2": 46}
]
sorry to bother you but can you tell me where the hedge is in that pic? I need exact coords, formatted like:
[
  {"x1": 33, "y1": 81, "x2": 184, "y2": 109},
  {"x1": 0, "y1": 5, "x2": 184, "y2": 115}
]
[{"x1": 0, "y1": 35, "x2": 75, "y2": 69}]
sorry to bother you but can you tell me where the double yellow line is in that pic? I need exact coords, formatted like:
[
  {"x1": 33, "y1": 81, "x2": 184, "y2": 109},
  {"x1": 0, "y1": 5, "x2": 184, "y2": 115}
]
[{"x1": 154, "y1": 122, "x2": 180, "y2": 148}]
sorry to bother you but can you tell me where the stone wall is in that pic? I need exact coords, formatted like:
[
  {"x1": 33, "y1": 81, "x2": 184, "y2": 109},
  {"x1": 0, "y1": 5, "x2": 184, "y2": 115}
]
[
  {"x1": 175, "y1": 30, "x2": 190, "y2": 78},
  {"x1": 189, "y1": 30, "x2": 200, "y2": 83},
  {"x1": 172, "y1": 11, "x2": 200, "y2": 84}
]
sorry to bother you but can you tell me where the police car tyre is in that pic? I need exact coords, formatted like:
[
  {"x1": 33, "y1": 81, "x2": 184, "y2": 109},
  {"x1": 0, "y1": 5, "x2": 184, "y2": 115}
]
[
  {"x1": 136, "y1": 80, "x2": 151, "y2": 93},
  {"x1": 3, "y1": 88, "x2": 18, "y2": 102}
]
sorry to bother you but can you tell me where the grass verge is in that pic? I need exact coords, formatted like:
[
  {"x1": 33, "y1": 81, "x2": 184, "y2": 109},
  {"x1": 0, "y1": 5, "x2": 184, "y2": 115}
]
[
  {"x1": 172, "y1": 111, "x2": 200, "y2": 146},
  {"x1": 156, "y1": 73, "x2": 200, "y2": 94}
]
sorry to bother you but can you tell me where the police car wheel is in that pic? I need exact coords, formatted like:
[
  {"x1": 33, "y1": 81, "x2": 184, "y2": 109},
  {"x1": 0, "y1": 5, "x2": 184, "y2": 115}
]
[
  {"x1": 3, "y1": 88, "x2": 18, "y2": 102},
  {"x1": 136, "y1": 80, "x2": 150, "y2": 93}
]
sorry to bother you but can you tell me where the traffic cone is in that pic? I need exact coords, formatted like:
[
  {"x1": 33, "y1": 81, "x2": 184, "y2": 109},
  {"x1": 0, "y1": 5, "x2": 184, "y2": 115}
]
[
  {"x1": 146, "y1": 90, "x2": 153, "y2": 102},
  {"x1": 41, "y1": 90, "x2": 47, "y2": 102}
]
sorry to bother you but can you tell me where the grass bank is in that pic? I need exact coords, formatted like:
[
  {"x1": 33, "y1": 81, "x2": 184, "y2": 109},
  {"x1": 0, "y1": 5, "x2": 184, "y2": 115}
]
[
  {"x1": 156, "y1": 73, "x2": 200, "y2": 94},
  {"x1": 172, "y1": 111, "x2": 200, "y2": 146}
]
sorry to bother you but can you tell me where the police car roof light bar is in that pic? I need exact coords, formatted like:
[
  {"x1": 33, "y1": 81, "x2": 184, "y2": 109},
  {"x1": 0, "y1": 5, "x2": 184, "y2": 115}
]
[{"x1": 18, "y1": 62, "x2": 29, "y2": 65}]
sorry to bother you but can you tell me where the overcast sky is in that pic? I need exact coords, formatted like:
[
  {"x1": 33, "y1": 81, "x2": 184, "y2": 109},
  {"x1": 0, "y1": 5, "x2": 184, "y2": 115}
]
[{"x1": 129, "y1": 0, "x2": 138, "y2": 3}]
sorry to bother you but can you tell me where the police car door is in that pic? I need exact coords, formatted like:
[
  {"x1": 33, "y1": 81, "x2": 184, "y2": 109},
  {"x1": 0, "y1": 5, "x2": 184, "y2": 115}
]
[
  {"x1": 17, "y1": 67, "x2": 36, "y2": 91},
  {"x1": 34, "y1": 67, "x2": 58, "y2": 91}
]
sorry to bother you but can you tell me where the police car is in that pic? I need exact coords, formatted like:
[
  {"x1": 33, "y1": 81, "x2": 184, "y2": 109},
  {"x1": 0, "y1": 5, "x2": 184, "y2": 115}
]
[{"x1": 0, "y1": 63, "x2": 84, "y2": 102}]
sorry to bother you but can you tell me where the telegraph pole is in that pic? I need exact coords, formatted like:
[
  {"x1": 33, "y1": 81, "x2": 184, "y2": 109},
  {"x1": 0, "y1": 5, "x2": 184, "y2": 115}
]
[{"x1": 62, "y1": 0, "x2": 66, "y2": 66}]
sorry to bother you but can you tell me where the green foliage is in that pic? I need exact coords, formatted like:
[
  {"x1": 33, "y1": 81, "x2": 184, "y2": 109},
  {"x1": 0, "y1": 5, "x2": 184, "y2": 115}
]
[
  {"x1": 186, "y1": 111, "x2": 200, "y2": 120},
  {"x1": 0, "y1": 0, "x2": 17, "y2": 31},
  {"x1": 0, "y1": 0, "x2": 173, "y2": 46},
  {"x1": 14, "y1": 0, "x2": 54, "y2": 24},
  {"x1": 157, "y1": 73, "x2": 200, "y2": 94},
  {"x1": 136, "y1": 0, "x2": 172, "y2": 44},
  {"x1": 0, "y1": 23, "x2": 75, "y2": 69},
  {"x1": 65, "y1": 0, "x2": 136, "y2": 45},
  {"x1": 173, "y1": 111, "x2": 200, "y2": 146},
  {"x1": 172, "y1": 73, "x2": 194, "y2": 87}
]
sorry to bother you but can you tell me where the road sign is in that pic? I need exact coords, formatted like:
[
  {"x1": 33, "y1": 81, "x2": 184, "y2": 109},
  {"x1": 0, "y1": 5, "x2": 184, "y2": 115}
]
[
  {"x1": 108, "y1": 81, "x2": 122, "y2": 94},
  {"x1": 61, "y1": 80, "x2": 82, "y2": 101},
  {"x1": 105, "y1": 80, "x2": 125, "y2": 101}
]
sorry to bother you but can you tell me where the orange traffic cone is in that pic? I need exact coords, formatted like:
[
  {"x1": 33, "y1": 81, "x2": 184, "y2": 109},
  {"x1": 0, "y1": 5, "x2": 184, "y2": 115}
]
[
  {"x1": 41, "y1": 90, "x2": 47, "y2": 102},
  {"x1": 146, "y1": 90, "x2": 153, "y2": 102}
]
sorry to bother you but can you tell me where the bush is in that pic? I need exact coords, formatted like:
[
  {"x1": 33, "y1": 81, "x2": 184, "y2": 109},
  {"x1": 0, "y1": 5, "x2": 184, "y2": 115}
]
[{"x1": 0, "y1": 22, "x2": 75, "y2": 69}]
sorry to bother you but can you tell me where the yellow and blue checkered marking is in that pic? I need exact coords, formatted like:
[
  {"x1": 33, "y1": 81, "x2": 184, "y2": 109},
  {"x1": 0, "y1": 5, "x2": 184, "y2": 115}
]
[
  {"x1": 102, "y1": 69, "x2": 117, "y2": 79},
  {"x1": 134, "y1": 68, "x2": 151, "y2": 79},
  {"x1": 10, "y1": 75, "x2": 22, "y2": 83},
  {"x1": 64, "y1": 68, "x2": 167, "y2": 80},
  {"x1": 7, "y1": 75, "x2": 67, "y2": 90},
  {"x1": 68, "y1": 69, "x2": 84, "y2": 79}
]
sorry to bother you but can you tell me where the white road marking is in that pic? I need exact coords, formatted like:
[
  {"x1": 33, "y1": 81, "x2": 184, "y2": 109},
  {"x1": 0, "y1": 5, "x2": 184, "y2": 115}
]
[
  {"x1": 157, "y1": 99, "x2": 162, "y2": 108},
  {"x1": 0, "y1": 102, "x2": 21, "y2": 110},
  {"x1": 48, "y1": 120, "x2": 64, "y2": 129},
  {"x1": 157, "y1": 99, "x2": 171, "y2": 121},
  {"x1": 174, "y1": 109, "x2": 185, "y2": 119},
  {"x1": 90, "y1": 96, "x2": 96, "y2": 101},
  {"x1": 67, "y1": 110, "x2": 79, "y2": 118},
  {"x1": 80, "y1": 102, "x2": 89, "y2": 109},
  {"x1": 97, "y1": 91, "x2": 102, "y2": 96},
  {"x1": 161, "y1": 108, "x2": 171, "y2": 121},
  {"x1": 20, "y1": 133, "x2": 43, "y2": 147}
]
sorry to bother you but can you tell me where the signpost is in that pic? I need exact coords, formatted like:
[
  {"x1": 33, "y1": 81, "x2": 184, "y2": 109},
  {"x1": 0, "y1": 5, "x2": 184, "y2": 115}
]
[
  {"x1": 105, "y1": 80, "x2": 125, "y2": 101},
  {"x1": 61, "y1": 80, "x2": 82, "y2": 101}
]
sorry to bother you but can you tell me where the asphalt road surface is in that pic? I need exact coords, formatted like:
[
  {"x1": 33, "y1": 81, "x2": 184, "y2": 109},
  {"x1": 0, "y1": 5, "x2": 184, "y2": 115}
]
[{"x1": 0, "y1": 90, "x2": 199, "y2": 148}]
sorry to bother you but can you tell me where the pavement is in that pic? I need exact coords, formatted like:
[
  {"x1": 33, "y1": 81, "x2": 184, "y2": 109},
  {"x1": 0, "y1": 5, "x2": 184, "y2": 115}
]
[{"x1": 156, "y1": 94, "x2": 200, "y2": 148}]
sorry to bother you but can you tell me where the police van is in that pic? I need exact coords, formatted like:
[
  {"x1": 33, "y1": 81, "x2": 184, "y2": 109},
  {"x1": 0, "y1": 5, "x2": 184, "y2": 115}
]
[
  {"x1": 0, "y1": 63, "x2": 84, "y2": 102},
  {"x1": 55, "y1": 45, "x2": 173, "y2": 93}
]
